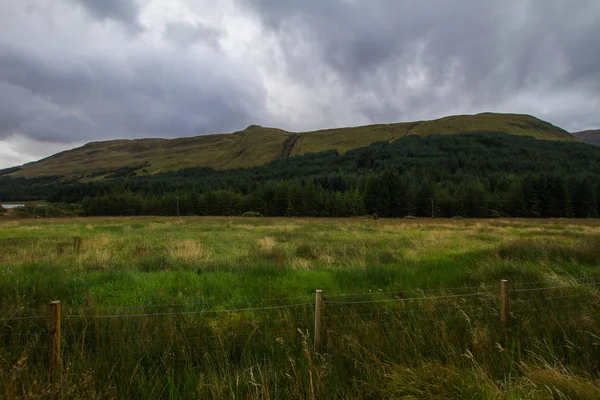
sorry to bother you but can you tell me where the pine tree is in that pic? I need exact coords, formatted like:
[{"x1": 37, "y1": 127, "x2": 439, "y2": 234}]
[{"x1": 415, "y1": 184, "x2": 434, "y2": 217}]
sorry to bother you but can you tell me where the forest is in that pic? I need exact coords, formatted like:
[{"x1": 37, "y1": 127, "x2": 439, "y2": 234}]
[{"x1": 1, "y1": 132, "x2": 600, "y2": 218}]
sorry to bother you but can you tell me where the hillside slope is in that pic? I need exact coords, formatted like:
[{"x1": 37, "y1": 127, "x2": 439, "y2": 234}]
[
  {"x1": 7, "y1": 112, "x2": 575, "y2": 179},
  {"x1": 573, "y1": 130, "x2": 600, "y2": 146}
]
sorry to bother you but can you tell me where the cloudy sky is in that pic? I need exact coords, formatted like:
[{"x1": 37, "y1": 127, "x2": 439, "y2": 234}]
[{"x1": 1, "y1": 0, "x2": 599, "y2": 168}]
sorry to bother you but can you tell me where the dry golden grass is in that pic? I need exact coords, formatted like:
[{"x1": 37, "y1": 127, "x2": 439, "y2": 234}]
[
  {"x1": 257, "y1": 236, "x2": 276, "y2": 251},
  {"x1": 78, "y1": 234, "x2": 113, "y2": 270},
  {"x1": 167, "y1": 239, "x2": 205, "y2": 263},
  {"x1": 521, "y1": 364, "x2": 600, "y2": 399}
]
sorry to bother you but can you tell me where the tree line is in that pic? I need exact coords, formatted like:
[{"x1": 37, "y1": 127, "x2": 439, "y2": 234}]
[{"x1": 2, "y1": 133, "x2": 600, "y2": 218}]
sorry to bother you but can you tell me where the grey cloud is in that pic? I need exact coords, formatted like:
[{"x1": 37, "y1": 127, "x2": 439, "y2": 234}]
[
  {"x1": 0, "y1": 134, "x2": 82, "y2": 169},
  {"x1": 1, "y1": 0, "x2": 600, "y2": 171},
  {"x1": 240, "y1": 0, "x2": 600, "y2": 129},
  {"x1": 66, "y1": 0, "x2": 142, "y2": 28},
  {"x1": 0, "y1": 43, "x2": 269, "y2": 143},
  {"x1": 164, "y1": 22, "x2": 222, "y2": 50}
]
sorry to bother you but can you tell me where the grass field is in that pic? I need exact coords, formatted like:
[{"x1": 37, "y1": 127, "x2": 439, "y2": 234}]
[{"x1": 1, "y1": 217, "x2": 599, "y2": 398}]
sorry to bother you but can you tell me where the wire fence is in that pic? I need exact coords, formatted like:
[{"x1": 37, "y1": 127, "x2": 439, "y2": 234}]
[{"x1": 1, "y1": 279, "x2": 598, "y2": 369}]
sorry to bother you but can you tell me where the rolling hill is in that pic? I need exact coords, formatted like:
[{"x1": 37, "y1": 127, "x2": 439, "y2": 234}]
[
  {"x1": 5, "y1": 112, "x2": 575, "y2": 179},
  {"x1": 573, "y1": 130, "x2": 600, "y2": 146}
]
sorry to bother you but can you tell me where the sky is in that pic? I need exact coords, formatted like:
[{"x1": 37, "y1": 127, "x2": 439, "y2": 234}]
[{"x1": 1, "y1": 0, "x2": 599, "y2": 169}]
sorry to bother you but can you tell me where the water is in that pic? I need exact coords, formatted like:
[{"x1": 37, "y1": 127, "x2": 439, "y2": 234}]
[{"x1": 1, "y1": 203, "x2": 25, "y2": 209}]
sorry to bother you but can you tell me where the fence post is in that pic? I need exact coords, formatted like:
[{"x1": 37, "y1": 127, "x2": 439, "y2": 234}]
[
  {"x1": 314, "y1": 289, "x2": 323, "y2": 353},
  {"x1": 500, "y1": 280, "x2": 509, "y2": 331},
  {"x1": 48, "y1": 300, "x2": 61, "y2": 375}
]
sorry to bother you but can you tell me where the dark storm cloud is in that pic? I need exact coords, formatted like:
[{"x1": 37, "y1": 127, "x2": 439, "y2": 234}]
[
  {"x1": 239, "y1": 0, "x2": 600, "y2": 128},
  {"x1": 0, "y1": 42, "x2": 269, "y2": 143}
]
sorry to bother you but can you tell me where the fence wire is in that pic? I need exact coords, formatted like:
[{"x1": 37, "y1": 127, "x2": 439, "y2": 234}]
[{"x1": 1, "y1": 280, "x2": 598, "y2": 361}]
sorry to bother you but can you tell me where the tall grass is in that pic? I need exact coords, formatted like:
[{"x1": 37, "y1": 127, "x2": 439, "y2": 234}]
[{"x1": 1, "y1": 217, "x2": 599, "y2": 398}]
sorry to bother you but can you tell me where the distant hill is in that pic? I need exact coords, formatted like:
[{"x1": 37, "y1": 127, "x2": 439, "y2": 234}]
[
  {"x1": 7, "y1": 112, "x2": 575, "y2": 179},
  {"x1": 573, "y1": 130, "x2": 600, "y2": 146}
]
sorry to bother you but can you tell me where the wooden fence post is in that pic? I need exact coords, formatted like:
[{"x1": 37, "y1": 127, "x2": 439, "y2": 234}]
[
  {"x1": 314, "y1": 289, "x2": 323, "y2": 353},
  {"x1": 500, "y1": 280, "x2": 509, "y2": 331},
  {"x1": 48, "y1": 301, "x2": 61, "y2": 375}
]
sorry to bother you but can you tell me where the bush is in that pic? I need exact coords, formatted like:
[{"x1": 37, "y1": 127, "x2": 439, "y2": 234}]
[
  {"x1": 0, "y1": 205, "x2": 6, "y2": 215},
  {"x1": 12, "y1": 203, "x2": 84, "y2": 218},
  {"x1": 241, "y1": 211, "x2": 264, "y2": 217}
]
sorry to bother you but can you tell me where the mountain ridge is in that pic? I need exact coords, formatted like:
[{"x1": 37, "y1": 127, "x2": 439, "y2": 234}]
[
  {"x1": 573, "y1": 130, "x2": 600, "y2": 146},
  {"x1": 6, "y1": 112, "x2": 575, "y2": 179}
]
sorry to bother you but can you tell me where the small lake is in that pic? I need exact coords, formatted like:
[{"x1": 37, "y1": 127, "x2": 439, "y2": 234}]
[{"x1": 1, "y1": 203, "x2": 25, "y2": 209}]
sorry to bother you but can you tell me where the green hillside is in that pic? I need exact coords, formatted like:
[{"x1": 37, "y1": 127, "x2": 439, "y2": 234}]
[{"x1": 7, "y1": 112, "x2": 575, "y2": 179}]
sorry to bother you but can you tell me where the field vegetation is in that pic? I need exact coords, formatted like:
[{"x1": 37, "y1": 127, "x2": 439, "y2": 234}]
[{"x1": 0, "y1": 217, "x2": 599, "y2": 398}]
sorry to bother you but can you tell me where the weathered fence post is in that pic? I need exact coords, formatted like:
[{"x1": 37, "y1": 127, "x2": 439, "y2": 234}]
[
  {"x1": 48, "y1": 300, "x2": 61, "y2": 375},
  {"x1": 314, "y1": 289, "x2": 323, "y2": 353},
  {"x1": 500, "y1": 280, "x2": 509, "y2": 331}
]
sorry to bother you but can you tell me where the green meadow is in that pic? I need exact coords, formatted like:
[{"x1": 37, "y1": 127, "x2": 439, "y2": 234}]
[{"x1": 1, "y1": 217, "x2": 599, "y2": 399}]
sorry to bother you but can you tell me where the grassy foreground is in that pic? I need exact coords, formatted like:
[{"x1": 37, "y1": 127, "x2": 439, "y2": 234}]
[{"x1": 1, "y1": 217, "x2": 599, "y2": 398}]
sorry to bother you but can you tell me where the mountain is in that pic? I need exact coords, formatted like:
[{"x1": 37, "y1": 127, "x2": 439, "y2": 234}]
[
  {"x1": 573, "y1": 130, "x2": 600, "y2": 146},
  {"x1": 6, "y1": 112, "x2": 575, "y2": 179},
  {"x1": 5, "y1": 132, "x2": 599, "y2": 219}
]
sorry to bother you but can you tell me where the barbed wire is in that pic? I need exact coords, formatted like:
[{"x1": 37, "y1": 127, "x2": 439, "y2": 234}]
[
  {"x1": 108, "y1": 339, "x2": 309, "y2": 356},
  {"x1": 64, "y1": 295, "x2": 315, "y2": 313},
  {"x1": 61, "y1": 319, "x2": 314, "y2": 339},
  {"x1": 0, "y1": 282, "x2": 597, "y2": 332},
  {"x1": 66, "y1": 316, "x2": 314, "y2": 334},
  {"x1": 324, "y1": 285, "x2": 494, "y2": 299},
  {"x1": 0, "y1": 308, "x2": 50, "y2": 314},
  {"x1": 512, "y1": 277, "x2": 599, "y2": 288},
  {"x1": 63, "y1": 302, "x2": 315, "y2": 320},
  {"x1": 512, "y1": 303, "x2": 594, "y2": 313},
  {"x1": 0, "y1": 315, "x2": 46, "y2": 322},
  {"x1": 512, "y1": 282, "x2": 598, "y2": 293},
  {"x1": 322, "y1": 304, "x2": 499, "y2": 320},
  {"x1": 2, "y1": 279, "x2": 596, "y2": 316},
  {"x1": 60, "y1": 330, "x2": 307, "y2": 348},
  {"x1": 0, "y1": 331, "x2": 46, "y2": 338},
  {"x1": 325, "y1": 291, "x2": 496, "y2": 306},
  {"x1": 326, "y1": 311, "x2": 497, "y2": 326}
]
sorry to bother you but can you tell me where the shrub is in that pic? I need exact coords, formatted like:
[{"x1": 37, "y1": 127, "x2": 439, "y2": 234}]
[
  {"x1": 241, "y1": 211, "x2": 264, "y2": 217},
  {"x1": 0, "y1": 205, "x2": 6, "y2": 215},
  {"x1": 11, "y1": 203, "x2": 84, "y2": 218}
]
